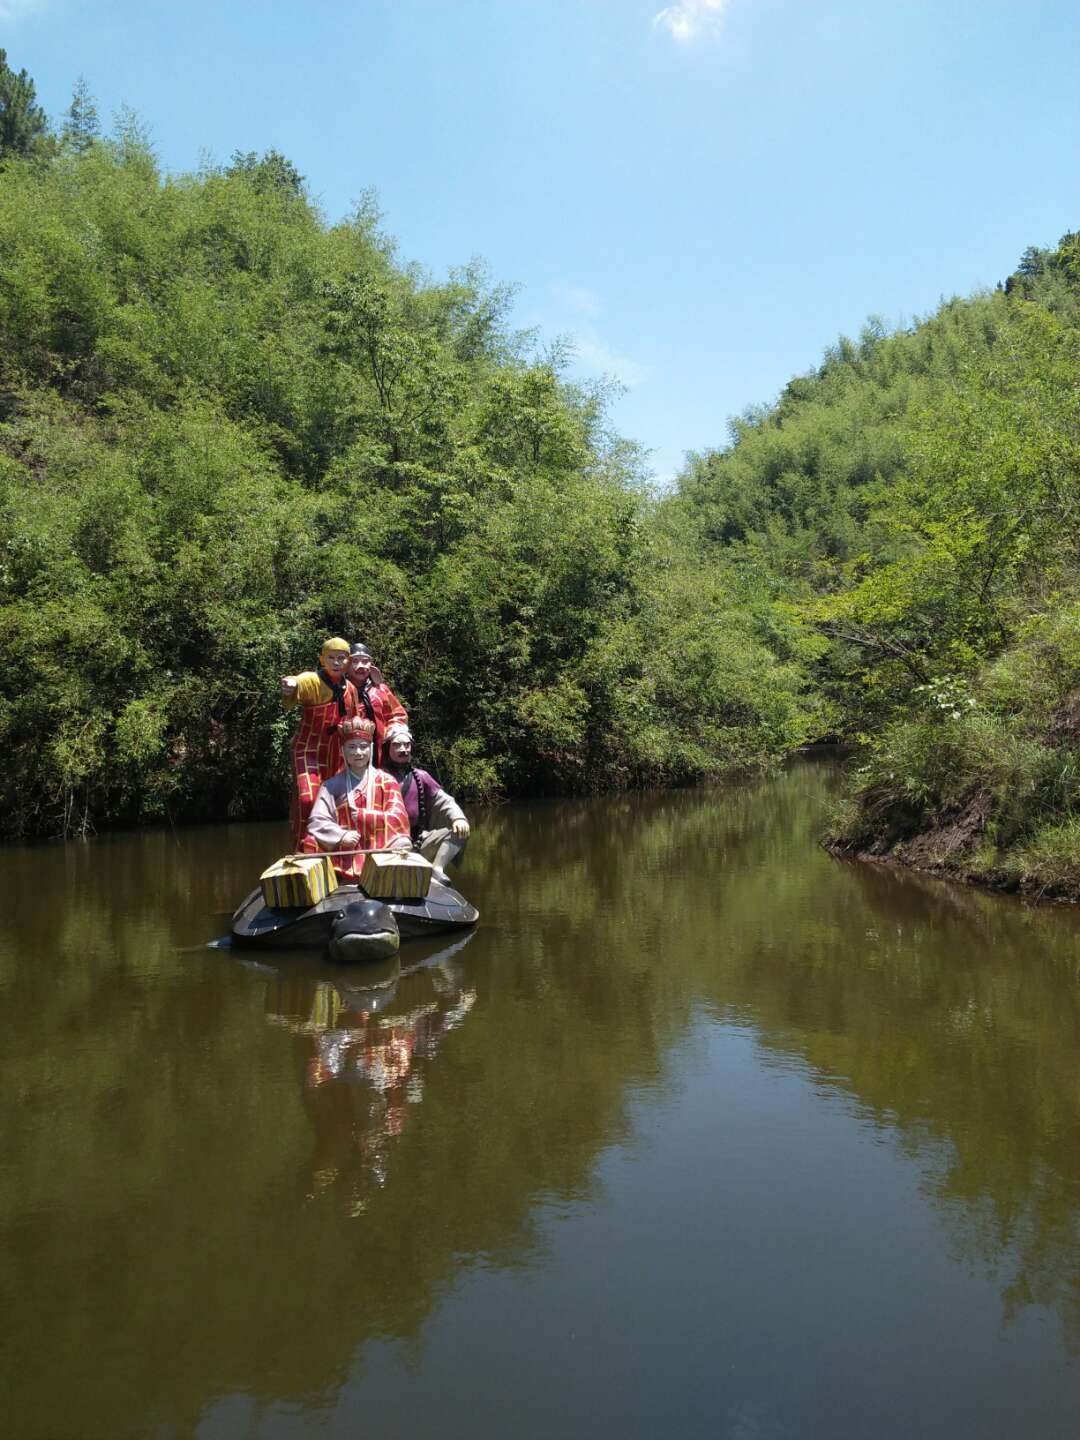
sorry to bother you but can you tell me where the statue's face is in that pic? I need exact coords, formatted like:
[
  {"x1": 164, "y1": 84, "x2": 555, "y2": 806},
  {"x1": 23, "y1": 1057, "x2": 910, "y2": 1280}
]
[
  {"x1": 388, "y1": 736, "x2": 412, "y2": 765},
  {"x1": 343, "y1": 736, "x2": 372, "y2": 770},
  {"x1": 348, "y1": 652, "x2": 372, "y2": 683},
  {"x1": 322, "y1": 648, "x2": 349, "y2": 678}
]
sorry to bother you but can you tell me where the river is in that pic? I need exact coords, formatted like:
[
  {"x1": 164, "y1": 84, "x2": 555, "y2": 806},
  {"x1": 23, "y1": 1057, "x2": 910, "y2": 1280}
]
[{"x1": 3, "y1": 759, "x2": 1080, "y2": 1438}]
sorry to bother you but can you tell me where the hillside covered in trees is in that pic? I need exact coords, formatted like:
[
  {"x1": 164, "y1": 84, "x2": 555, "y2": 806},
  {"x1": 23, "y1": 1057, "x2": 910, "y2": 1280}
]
[
  {"x1": 2, "y1": 55, "x2": 1077, "y2": 902},
  {"x1": 0, "y1": 60, "x2": 823, "y2": 841},
  {"x1": 666, "y1": 236, "x2": 1080, "y2": 899}
]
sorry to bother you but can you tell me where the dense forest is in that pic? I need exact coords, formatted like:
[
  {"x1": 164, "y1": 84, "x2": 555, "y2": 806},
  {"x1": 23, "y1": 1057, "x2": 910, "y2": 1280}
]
[
  {"x1": 1, "y1": 55, "x2": 1077, "y2": 899},
  {"x1": 666, "y1": 237, "x2": 1080, "y2": 899},
  {"x1": 0, "y1": 57, "x2": 823, "y2": 841}
]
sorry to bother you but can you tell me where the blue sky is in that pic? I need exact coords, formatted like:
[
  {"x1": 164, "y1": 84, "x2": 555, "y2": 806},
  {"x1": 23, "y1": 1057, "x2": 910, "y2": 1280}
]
[{"x1": 4, "y1": 0, "x2": 1079, "y2": 481}]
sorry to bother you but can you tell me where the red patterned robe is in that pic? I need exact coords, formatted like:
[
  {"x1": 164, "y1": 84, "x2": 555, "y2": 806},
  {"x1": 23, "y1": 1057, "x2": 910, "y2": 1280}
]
[
  {"x1": 284, "y1": 673, "x2": 360, "y2": 846},
  {"x1": 302, "y1": 766, "x2": 411, "y2": 879},
  {"x1": 355, "y1": 677, "x2": 408, "y2": 766}
]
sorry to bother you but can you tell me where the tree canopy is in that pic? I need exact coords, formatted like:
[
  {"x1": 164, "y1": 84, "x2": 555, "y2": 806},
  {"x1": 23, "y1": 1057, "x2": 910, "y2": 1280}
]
[
  {"x1": 0, "y1": 67, "x2": 821, "y2": 840},
  {"x1": 2, "y1": 51, "x2": 1076, "y2": 899},
  {"x1": 664, "y1": 237, "x2": 1080, "y2": 896}
]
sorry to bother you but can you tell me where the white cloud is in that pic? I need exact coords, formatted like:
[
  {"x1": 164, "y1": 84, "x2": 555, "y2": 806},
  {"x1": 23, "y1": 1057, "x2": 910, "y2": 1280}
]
[
  {"x1": 0, "y1": 0, "x2": 46, "y2": 20},
  {"x1": 572, "y1": 330, "x2": 647, "y2": 389},
  {"x1": 543, "y1": 282, "x2": 644, "y2": 388},
  {"x1": 550, "y1": 281, "x2": 602, "y2": 318},
  {"x1": 653, "y1": 0, "x2": 731, "y2": 43}
]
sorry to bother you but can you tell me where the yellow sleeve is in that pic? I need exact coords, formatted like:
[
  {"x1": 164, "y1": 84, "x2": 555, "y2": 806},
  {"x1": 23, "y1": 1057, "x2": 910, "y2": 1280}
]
[
  {"x1": 295, "y1": 671, "x2": 331, "y2": 706},
  {"x1": 282, "y1": 671, "x2": 330, "y2": 710}
]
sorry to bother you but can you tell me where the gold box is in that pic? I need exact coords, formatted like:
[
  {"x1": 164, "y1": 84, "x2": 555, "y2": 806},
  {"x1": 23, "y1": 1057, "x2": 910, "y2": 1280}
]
[
  {"x1": 260, "y1": 854, "x2": 339, "y2": 909},
  {"x1": 360, "y1": 851, "x2": 433, "y2": 899}
]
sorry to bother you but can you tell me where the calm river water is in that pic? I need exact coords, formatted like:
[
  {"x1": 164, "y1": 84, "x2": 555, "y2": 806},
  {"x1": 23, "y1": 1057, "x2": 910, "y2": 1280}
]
[{"x1": 4, "y1": 760, "x2": 1080, "y2": 1439}]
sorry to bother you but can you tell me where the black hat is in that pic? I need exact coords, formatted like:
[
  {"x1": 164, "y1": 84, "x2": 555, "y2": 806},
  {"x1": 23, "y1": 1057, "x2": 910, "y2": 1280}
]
[{"x1": 349, "y1": 643, "x2": 372, "y2": 659}]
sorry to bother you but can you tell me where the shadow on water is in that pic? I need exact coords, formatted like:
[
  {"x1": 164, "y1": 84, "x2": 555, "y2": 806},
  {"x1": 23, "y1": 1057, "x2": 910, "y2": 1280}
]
[{"x1": 2, "y1": 762, "x2": 1080, "y2": 1435}]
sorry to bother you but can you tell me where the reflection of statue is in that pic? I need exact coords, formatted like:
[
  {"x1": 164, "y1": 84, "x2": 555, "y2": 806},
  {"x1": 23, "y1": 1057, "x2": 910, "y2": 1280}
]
[
  {"x1": 302, "y1": 716, "x2": 412, "y2": 877},
  {"x1": 383, "y1": 722, "x2": 470, "y2": 882},
  {"x1": 264, "y1": 934, "x2": 478, "y2": 1206},
  {"x1": 305, "y1": 985, "x2": 477, "y2": 1199},
  {"x1": 280, "y1": 637, "x2": 359, "y2": 845},
  {"x1": 346, "y1": 642, "x2": 408, "y2": 767}
]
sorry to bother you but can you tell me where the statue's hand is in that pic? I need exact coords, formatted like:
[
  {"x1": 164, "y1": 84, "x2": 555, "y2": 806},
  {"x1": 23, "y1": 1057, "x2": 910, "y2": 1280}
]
[
  {"x1": 452, "y1": 818, "x2": 470, "y2": 839},
  {"x1": 341, "y1": 830, "x2": 361, "y2": 848}
]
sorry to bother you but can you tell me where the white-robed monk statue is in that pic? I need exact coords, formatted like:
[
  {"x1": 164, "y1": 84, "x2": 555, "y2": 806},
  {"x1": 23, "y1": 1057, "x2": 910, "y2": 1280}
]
[{"x1": 301, "y1": 716, "x2": 412, "y2": 879}]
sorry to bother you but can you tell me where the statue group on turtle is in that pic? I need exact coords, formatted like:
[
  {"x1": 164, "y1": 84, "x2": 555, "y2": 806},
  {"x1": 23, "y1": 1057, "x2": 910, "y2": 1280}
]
[{"x1": 280, "y1": 637, "x2": 470, "y2": 883}]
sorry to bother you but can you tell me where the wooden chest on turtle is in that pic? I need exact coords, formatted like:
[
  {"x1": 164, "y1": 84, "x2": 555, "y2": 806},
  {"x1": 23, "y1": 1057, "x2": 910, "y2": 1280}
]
[
  {"x1": 360, "y1": 851, "x2": 433, "y2": 899},
  {"x1": 260, "y1": 854, "x2": 339, "y2": 908}
]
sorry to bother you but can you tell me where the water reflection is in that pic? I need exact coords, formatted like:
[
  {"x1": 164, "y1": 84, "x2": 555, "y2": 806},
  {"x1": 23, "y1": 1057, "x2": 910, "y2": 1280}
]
[
  {"x1": 2, "y1": 766, "x2": 1080, "y2": 1437},
  {"x1": 263, "y1": 936, "x2": 478, "y2": 1208}
]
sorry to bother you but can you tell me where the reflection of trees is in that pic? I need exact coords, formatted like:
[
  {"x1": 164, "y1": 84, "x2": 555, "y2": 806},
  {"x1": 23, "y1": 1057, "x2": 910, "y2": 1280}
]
[
  {"x1": 741, "y1": 851, "x2": 1080, "y2": 1349},
  {"x1": 4, "y1": 766, "x2": 1080, "y2": 1436},
  {"x1": 0, "y1": 814, "x2": 699, "y2": 1437},
  {"x1": 470, "y1": 770, "x2": 1080, "y2": 1347}
]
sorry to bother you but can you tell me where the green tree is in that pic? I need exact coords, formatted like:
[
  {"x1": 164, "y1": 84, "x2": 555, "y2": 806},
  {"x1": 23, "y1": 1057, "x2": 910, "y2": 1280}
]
[
  {"x1": 61, "y1": 76, "x2": 99, "y2": 152},
  {"x1": 226, "y1": 148, "x2": 305, "y2": 199},
  {"x1": 0, "y1": 49, "x2": 49, "y2": 161}
]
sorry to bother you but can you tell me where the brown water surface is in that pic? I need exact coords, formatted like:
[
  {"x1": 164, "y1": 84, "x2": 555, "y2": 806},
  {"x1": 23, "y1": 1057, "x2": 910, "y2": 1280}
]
[{"x1": 3, "y1": 760, "x2": 1080, "y2": 1438}]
